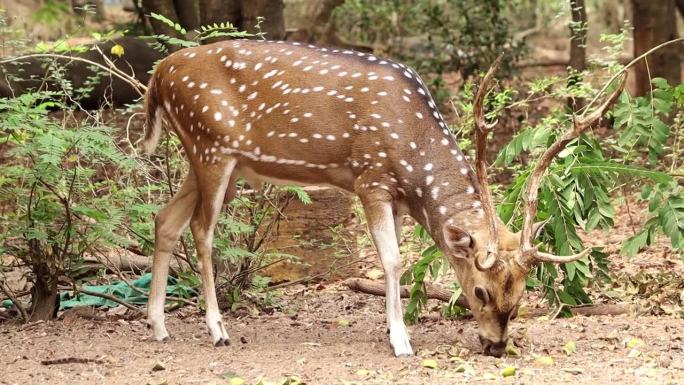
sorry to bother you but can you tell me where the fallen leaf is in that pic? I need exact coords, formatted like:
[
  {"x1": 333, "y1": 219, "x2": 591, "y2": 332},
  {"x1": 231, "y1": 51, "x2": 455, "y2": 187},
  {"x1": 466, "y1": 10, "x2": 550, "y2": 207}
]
[
  {"x1": 626, "y1": 337, "x2": 645, "y2": 349},
  {"x1": 338, "y1": 319, "x2": 350, "y2": 327},
  {"x1": 228, "y1": 378, "x2": 246, "y2": 385},
  {"x1": 282, "y1": 376, "x2": 302, "y2": 385},
  {"x1": 355, "y1": 369, "x2": 370, "y2": 377},
  {"x1": 564, "y1": 340, "x2": 577, "y2": 355},
  {"x1": 500, "y1": 366, "x2": 516, "y2": 377},
  {"x1": 454, "y1": 363, "x2": 475, "y2": 375},
  {"x1": 505, "y1": 341, "x2": 520, "y2": 356},
  {"x1": 421, "y1": 359, "x2": 438, "y2": 369},
  {"x1": 534, "y1": 356, "x2": 555, "y2": 366}
]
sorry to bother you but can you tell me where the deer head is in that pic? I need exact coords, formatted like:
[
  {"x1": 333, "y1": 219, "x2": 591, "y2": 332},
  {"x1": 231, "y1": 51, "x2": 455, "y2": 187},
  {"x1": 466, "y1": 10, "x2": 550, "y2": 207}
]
[{"x1": 441, "y1": 58, "x2": 627, "y2": 356}]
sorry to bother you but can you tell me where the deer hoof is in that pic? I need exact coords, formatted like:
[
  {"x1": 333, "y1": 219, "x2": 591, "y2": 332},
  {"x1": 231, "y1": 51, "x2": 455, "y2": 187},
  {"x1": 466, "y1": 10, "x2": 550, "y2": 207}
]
[
  {"x1": 213, "y1": 337, "x2": 230, "y2": 347},
  {"x1": 389, "y1": 330, "x2": 414, "y2": 357}
]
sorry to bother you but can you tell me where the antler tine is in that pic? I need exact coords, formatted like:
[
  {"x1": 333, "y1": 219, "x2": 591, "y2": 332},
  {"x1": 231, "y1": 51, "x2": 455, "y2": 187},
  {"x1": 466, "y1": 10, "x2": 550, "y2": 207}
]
[
  {"x1": 473, "y1": 55, "x2": 503, "y2": 133},
  {"x1": 519, "y1": 74, "x2": 627, "y2": 268},
  {"x1": 472, "y1": 55, "x2": 504, "y2": 271}
]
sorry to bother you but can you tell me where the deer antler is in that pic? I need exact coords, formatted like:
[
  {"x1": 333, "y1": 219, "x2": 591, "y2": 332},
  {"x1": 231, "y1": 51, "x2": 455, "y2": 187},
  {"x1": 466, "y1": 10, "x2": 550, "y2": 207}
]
[
  {"x1": 472, "y1": 55, "x2": 503, "y2": 271},
  {"x1": 518, "y1": 74, "x2": 628, "y2": 269}
]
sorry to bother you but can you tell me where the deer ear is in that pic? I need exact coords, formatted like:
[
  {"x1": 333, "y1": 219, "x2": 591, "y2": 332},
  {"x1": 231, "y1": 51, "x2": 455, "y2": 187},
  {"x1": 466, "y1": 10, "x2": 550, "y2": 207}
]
[{"x1": 442, "y1": 224, "x2": 473, "y2": 255}]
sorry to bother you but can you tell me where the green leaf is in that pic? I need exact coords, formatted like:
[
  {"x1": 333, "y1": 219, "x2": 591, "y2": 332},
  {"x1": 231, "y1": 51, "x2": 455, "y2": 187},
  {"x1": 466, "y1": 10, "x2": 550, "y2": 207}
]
[
  {"x1": 421, "y1": 359, "x2": 438, "y2": 369},
  {"x1": 570, "y1": 161, "x2": 672, "y2": 184},
  {"x1": 282, "y1": 185, "x2": 312, "y2": 204},
  {"x1": 621, "y1": 229, "x2": 649, "y2": 256},
  {"x1": 557, "y1": 289, "x2": 578, "y2": 306}
]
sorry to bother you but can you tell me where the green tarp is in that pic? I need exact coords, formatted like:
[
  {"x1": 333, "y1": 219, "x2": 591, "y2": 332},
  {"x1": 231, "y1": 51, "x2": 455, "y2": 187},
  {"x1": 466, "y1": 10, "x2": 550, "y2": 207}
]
[{"x1": 1, "y1": 273, "x2": 196, "y2": 310}]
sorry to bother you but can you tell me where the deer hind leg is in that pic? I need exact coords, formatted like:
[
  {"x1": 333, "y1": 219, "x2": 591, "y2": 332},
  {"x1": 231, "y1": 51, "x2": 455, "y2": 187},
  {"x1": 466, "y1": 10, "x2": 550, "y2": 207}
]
[
  {"x1": 148, "y1": 170, "x2": 199, "y2": 341},
  {"x1": 358, "y1": 189, "x2": 413, "y2": 357},
  {"x1": 190, "y1": 158, "x2": 237, "y2": 347}
]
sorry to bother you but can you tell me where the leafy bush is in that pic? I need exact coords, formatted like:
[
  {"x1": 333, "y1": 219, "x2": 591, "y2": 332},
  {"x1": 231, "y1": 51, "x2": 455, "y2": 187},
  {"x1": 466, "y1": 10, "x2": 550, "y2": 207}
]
[{"x1": 0, "y1": 92, "x2": 157, "y2": 320}]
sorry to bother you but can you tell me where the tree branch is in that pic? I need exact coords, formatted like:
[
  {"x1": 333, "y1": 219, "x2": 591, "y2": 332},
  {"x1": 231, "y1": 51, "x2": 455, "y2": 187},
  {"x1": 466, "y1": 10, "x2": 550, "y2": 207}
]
[
  {"x1": 343, "y1": 278, "x2": 470, "y2": 309},
  {"x1": 76, "y1": 289, "x2": 142, "y2": 314},
  {"x1": 0, "y1": 281, "x2": 29, "y2": 322}
]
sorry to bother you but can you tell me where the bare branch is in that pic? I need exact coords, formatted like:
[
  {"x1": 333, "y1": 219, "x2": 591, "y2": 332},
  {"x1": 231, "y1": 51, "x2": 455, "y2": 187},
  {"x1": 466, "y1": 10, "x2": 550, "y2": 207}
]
[
  {"x1": 0, "y1": 281, "x2": 29, "y2": 322},
  {"x1": 0, "y1": 53, "x2": 147, "y2": 97},
  {"x1": 343, "y1": 278, "x2": 470, "y2": 308},
  {"x1": 76, "y1": 289, "x2": 142, "y2": 313}
]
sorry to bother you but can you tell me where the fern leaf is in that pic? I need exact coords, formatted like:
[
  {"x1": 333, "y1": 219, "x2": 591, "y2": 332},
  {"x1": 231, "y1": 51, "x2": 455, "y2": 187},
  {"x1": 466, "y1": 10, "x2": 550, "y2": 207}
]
[{"x1": 570, "y1": 161, "x2": 672, "y2": 184}]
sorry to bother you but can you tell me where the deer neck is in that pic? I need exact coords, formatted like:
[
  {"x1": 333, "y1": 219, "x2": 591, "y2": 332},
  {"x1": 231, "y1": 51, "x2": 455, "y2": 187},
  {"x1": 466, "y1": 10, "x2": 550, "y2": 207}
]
[{"x1": 390, "y1": 139, "x2": 486, "y2": 248}]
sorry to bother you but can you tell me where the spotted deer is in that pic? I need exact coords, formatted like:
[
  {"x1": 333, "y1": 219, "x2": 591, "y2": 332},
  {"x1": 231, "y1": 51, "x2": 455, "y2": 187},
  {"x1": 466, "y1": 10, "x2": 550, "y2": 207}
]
[{"x1": 142, "y1": 39, "x2": 625, "y2": 357}]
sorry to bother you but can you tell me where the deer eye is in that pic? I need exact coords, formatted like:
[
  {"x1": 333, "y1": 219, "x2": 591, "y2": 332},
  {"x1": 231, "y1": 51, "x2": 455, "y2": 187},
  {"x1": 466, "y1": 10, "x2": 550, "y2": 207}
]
[{"x1": 474, "y1": 286, "x2": 490, "y2": 305}]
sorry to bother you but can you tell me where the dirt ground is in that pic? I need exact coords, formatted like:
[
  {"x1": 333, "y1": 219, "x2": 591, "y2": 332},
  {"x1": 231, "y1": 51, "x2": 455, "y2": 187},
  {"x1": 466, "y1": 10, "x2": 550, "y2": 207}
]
[{"x1": 1, "y1": 285, "x2": 683, "y2": 385}]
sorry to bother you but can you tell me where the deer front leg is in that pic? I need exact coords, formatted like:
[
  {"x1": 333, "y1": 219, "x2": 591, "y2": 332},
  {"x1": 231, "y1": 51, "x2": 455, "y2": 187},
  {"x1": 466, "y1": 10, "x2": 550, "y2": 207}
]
[{"x1": 359, "y1": 190, "x2": 413, "y2": 357}]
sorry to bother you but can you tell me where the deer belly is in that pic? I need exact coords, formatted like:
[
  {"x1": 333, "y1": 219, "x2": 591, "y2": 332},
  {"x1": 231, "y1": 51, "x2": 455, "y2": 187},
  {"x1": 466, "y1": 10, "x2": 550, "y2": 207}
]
[{"x1": 234, "y1": 161, "x2": 357, "y2": 192}]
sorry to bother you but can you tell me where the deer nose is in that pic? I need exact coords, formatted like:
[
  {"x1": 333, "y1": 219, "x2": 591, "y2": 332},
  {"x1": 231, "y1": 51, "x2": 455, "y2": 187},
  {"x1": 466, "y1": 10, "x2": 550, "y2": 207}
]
[{"x1": 479, "y1": 335, "x2": 507, "y2": 357}]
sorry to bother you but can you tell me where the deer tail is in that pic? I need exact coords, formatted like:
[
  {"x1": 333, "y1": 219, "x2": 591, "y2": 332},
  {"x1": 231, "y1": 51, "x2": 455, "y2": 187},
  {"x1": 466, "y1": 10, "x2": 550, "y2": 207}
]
[{"x1": 141, "y1": 75, "x2": 163, "y2": 155}]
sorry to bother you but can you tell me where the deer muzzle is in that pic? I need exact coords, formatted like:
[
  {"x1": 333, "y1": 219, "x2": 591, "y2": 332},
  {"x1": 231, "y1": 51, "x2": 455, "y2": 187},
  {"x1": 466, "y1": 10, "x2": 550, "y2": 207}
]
[{"x1": 479, "y1": 335, "x2": 507, "y2": 357}]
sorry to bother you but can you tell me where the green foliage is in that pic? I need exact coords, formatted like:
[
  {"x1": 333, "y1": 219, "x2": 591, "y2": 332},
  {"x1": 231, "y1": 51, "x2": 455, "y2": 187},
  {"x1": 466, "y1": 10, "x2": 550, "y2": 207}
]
[
  {"x1": 622, "y1": 183, "x2": 684, "y2": 255},
  {"x1": 612, "y1": 78, "x2": 674, "y2": 164},
  {"x1": 400, "y1": 243, "x2": 442, "y2": 324},
  {"x1": 33, "y1": 0, "x2": 72, "y2": 25},
  {"x1": 334, "y1": 0, "x2": 524, "y2": 100},
  {"x1": 0, "y1": 92, "x2": 155, "y2": 279},
  {"x1": 400, "y1": 225, "x2": 466, "y2": 323},
  {"x1": 147, "y1": 13, "x2": 255, "y2": 54}
]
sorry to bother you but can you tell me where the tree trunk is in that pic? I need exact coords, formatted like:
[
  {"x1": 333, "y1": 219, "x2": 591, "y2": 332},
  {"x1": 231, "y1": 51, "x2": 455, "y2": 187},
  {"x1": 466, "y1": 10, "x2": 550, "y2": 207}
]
[
  {"x1": 29, "y1": 263, "x2": 59, "y2": 321},
  {"x1": 241, "y1": 0, "x2": 285, "y2": 40},
  {"x1": 141, "y1": 0, "x2": 184, "y2": 39},
  {"x1": 568, "y1": 0, "x2": 587, "y2": 111},
  {"x1": 174, "y1": 0, "x2": 200, "y2": 31},
  {"x1": 199, "y1": 0, "x2": 242, "y2": 27},
  {"x1": 601, "y1": 0, "x2": 622, "y2": 34},
  {"x1": 631, "y1": 0, "x2": 681, "y2": 96}
]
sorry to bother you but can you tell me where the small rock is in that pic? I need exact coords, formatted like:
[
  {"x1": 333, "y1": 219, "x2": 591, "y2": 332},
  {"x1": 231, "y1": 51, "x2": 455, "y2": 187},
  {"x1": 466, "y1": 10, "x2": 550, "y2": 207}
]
[{"x1": 152, "y1": 361, "x2": 166, "y2": 371}]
